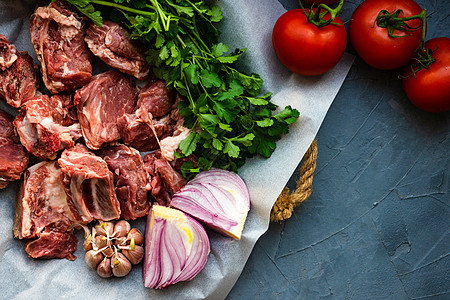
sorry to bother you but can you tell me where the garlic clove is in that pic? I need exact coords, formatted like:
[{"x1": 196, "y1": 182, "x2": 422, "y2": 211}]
[
  {"x1": 94, "y1": 235, "x2": 109, "y2": 249},
  {"x1": 171, "y1": 168, "x2": 250, "y2": 240},
  {"x1": 114, "y1": 236, "x2": 127, "y2": 247},
  {"x1": 143, "y1": 205, "x2": 210, "y2": 289},
  {"x1": 122, "y1": 245, "x2": 144, "y2": 265},
  {"x1": 94, "y1": 221, "x2": 114, "y2": 237},
  {"x1": 113, "y1": 220, "x2": 131, "y2": 238},
  {"x1": 83, "y1": 234, "x2": 93, "y2": 251},
  {"x1": 102, "y1": 247, "x2": 114, "y2": 258},
  {"x1": 85, "y1": 250, "x2": 103, "y2": 269},
  {"x1": 111, "y1": 252, "x2": 132, "y2": 277},
  {"x1": 97, "y1": 257, "x2": 112, "y2": 278},
  {"x1": 126, "y1": 228, "x2": 144, "y2": 245}
]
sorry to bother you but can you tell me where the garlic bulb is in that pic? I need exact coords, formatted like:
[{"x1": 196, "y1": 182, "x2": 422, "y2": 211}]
[
  {"x1": 171, "y1": 168, "x2": 250, "y2": 239},
  {"x1": 143, "y1": 205, "x2": 210, "y2": 289},
  {"x1": 83, "y1": 220, "x2": 144, "y2": 278}
]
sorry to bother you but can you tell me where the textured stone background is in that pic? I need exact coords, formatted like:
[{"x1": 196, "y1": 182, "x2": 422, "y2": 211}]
[{"x1": 228, "y1": 0, "x2": 450, "y2": 299}]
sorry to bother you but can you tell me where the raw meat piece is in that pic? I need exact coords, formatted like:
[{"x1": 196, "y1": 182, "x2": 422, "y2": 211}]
[
  {"x1": 143, "y1": 150, "x2": 187, "y2": 206},
  {"x1": 59, "y1": 144, "x2": 121, "y2": 222},
  {"x1": 75, "y1": 70, "x2": 138, "y2": 150},
  {"x1": 0, "y1": 51, "x2": 38, "y2": 108},
  {"x1": 117, "y1": 114, "x2": 173, "y2": 152},
  {"x1": 25, "y1": 228, "x2": 78, "y2": 260},
  {"x1": 0, "y1": 109, "x2": 17, "y2": 141},
  {"x1": 136, "y1": 79, "x2": 175, "y2": 117},
  {"x1": 0, "y1": 34, "x2": 17, "y2": 70},
  {"x1": 13, "y1": 94, "x2": 82, "y2": 160},
  {"x1": 85, "y1": 21, "x2": 150, "y2": 80},
  {"x1": 117, "y1": 79, "x2": 176, "y2": 151},
  {"x1": 30, "y1": 0, "x2": 92, "y2": 93},
  {"x1": 13, "y1": 161, "x2": 77, "y2": 260},
  {"x1": 0, "y1": 109, "x2": 29, "y2": 189},
  {"x1": 98, "y1": 144, "x2": 150, "y2": 220},
  {"x1": 0, "y1": 142, "x2": 29, "y2": 189}
]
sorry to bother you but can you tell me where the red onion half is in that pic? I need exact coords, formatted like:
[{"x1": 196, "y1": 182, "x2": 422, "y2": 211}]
[
  {"x1": 171, "y1": 168, "x2": 250, "y2": 240},
  {"x1": 143, "y1": 205, "x2": 210, "y2": 289}
]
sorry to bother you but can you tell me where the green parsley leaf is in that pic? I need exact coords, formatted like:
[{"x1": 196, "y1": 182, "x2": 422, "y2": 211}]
[
  {"x1": 200, "y1": 69, "x2": 222, "y2": 88},
  {"x1": 179, "y1": 131, "x2": 200, "y2": 156},
  {"x1": 224, "y1": 139, "x2": 240, "y2": 158}
]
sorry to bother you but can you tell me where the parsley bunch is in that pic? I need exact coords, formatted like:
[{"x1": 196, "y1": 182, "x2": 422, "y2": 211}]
[{"x1": 66, "y1": 0, "x2": 299, "y2": 178}]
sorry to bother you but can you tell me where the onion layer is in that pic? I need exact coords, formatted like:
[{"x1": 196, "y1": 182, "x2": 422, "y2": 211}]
[
  {"x1": 143, "y1": 205, "x2": 210, "y2": 289},
  {"x1": 171, "y1": 168, "x2": 250, "y2": 240}
]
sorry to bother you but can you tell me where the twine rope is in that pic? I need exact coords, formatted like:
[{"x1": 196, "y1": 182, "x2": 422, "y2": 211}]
[{"x1": 270, "y1": 139, "x2": 318, "y2": 222}]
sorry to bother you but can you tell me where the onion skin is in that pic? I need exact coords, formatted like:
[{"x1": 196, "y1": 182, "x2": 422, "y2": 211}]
[
  {"x1": 143, "y1": 205, "x2": 210, "y2": 289},
  {"x1": 171, "y1": 168, "x2": 250, "y2": 239}
]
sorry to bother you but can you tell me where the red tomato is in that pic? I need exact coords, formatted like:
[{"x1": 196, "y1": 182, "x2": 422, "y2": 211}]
[
  {"x1": 304, "y1": 0, "x2": 339, "y2": 5},
  {"x1": 349, "y1": 0, "x2": 423, "y2": 70},
  {"x1": 402, "y1": 37, "x2": 450, "y2": 113},
  {"x1": 272, "y1": 9, "x2": 347, "y2": 76}
]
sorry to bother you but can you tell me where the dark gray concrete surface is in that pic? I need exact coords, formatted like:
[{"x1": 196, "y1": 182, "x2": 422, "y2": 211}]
[{"x1": 228, "y1": 0, "x2": 449, "y2": 299}]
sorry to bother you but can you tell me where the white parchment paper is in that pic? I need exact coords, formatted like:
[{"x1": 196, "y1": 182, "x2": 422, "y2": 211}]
[{"x1": 0, "y1": 0, "x2": 354, "y2": 299}]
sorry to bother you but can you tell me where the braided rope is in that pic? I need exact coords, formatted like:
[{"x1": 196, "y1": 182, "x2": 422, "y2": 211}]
[{"x1": 270, "y1": 139, "x2": 318, "y2": 222}]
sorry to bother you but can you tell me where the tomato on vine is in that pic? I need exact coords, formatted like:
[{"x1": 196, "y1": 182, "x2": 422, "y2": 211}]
[
  {"x1": 272, "y1": 0, "x2": 347, "y2": 76},
  {"x1": 402, "y1": 37, "x2": 450, "y2": 113},
  {"x1": 349, "y1": 0, "x2": 425, "y2": 70}
]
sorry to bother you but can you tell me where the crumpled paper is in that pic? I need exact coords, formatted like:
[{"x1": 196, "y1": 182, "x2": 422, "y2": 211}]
[{"x1": 0, "y1": 0, "x2": 353, "y2": 299}]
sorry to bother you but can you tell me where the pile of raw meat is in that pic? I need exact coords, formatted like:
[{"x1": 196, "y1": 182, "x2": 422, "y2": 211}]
[{"x1": 1, "y1": 0, "x2": 193, "y2": 260}]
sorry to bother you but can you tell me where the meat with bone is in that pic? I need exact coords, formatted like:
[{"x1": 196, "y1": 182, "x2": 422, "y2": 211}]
[
  {"x1": 0, "y1": 109, "x2": 29, "y2": 189},
  {"x1": 0, "y1": 34, "x2": 17, "y2": 70},
  {"x1": 117, "y1": 79, "x2": 176, "y2": 152},
  {"x1": 144, "y1": 150, "x2": 187, "y2": 206},
  {"x1": 0, "y1": 51, "x2": 38, "y2": 108},
  {"x1": 13, "y1": 161, "x2": 77, "y2": 260},
  {"x1": 75, "y1": 70, "x2": 138, "y2": 150},
  {"x1": 59, "y1": 144, "x2": 121, "y2": 223},
  {"x1": 30, "y1": 0, "x2": 92, "y2": 94},
  {"x1": 13, "y1": 94, "x2": 82, "y2": 160},
  {"x1": 98, "y1": 144, "x2": 150, "y2": 220},
  {"x1": 85, "y1": 21, "x2": 150, "y2": 80}
]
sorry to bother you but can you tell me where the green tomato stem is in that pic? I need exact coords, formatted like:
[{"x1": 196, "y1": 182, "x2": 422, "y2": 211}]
[
  {"x1": 375, "y1": 8, "x2": 427, "y2": 44},
  {"x1": 299, "y1": 0, "x2": 345, "y2": 27}
]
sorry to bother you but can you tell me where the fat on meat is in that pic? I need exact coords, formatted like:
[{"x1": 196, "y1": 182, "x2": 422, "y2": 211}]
[
  {"x1": 13, "y1": 161, "x2": 77, "y2": 260},
  {"x1": 85, "y1": 21, "x2": 150, "y2": 80},
  {"x1": 30, "y1": 0, "x2": 92, "y2": 94},
  {"x1": 75, "y1": 70, "x2": 138, "y2": 150},
  {"x1": 58, "y1": 144, "x2": 121, "y2": 222},
  {"x1": 0, "y1": 109, "x2": 29, "y2": 189},
  {"x1": 13, "y1": 94, "x2": 82, "y2": 160},
  {"x1": 98, "y1": 144, "x2": 150, "y2": 220},
  {"x1": 117, "y1": 79, "x2": 176, "y2": 152}
]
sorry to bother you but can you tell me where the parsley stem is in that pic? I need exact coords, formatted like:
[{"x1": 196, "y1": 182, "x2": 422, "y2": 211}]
[{"x1": 90, "y1": 0, "x2": 155, "y2": 17}]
